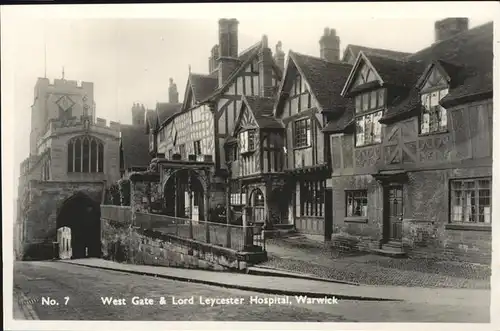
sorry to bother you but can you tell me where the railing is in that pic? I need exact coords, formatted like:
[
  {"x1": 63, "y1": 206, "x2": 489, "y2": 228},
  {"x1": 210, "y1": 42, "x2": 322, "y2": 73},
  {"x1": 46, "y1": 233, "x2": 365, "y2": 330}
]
[{"x1": 136, "y1": 212, "x2": 265, "y2": 252}]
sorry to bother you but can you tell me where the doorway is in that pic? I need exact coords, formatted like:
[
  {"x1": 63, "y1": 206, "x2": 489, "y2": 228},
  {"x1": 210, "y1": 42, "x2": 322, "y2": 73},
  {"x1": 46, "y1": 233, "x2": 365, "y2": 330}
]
[
  {"x1": 56, "y1": 192, "x2": 101, "y2": 259},
  {"x1": 383, "y1": 185, "x2": 404, "y2": 242}
]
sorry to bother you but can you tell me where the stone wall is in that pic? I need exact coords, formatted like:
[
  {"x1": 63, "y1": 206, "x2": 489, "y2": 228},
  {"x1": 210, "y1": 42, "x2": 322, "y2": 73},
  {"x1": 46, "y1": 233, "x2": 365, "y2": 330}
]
[
  {"x1": 101, "y1": 206, "x2": 267, "y2": 271},
  {"x1": 19, "y1": 180, "x2": 105, "y2": 260},
  {"x1": 330, "y1": 167, "x2": 492, "y2": 264}
]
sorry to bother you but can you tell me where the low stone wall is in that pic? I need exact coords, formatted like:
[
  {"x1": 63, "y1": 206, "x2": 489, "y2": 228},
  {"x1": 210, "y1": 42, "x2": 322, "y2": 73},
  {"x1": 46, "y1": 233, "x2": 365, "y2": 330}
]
[{"x1": 101, "y1": 206, "x2": 267, "y2": 271}]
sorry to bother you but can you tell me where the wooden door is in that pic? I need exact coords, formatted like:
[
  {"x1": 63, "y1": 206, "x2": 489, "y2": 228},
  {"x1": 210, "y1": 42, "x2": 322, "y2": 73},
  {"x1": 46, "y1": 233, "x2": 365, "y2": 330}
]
[{"x1": 385, "y1": 185, "x2": 404, "y2": 241}]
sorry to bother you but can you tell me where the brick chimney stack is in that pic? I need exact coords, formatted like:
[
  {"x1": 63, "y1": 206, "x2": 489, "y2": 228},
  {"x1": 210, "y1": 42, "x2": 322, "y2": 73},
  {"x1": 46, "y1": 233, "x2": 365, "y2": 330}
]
[
  {"x1": 208, "y1": 44, "x2": 220, "y2": 73},
  {"x1": 217, "y1": 18, "x2": 241, "y2": 87},
  {"x1": 258, "y1": 35, "x2": 274, "y2": 97},
  {"x1": 434, "y1": 18, "x2": 469, "y2": 43},
  {"x1": 319, "y1": 27, "x2": 340, "y2": 63},
  {"x1": 168, "y1": 78, "x2": 179, "y2": 103},
  {"x1": 273, "y1": 41, "x2": 285, "y2": 72}
]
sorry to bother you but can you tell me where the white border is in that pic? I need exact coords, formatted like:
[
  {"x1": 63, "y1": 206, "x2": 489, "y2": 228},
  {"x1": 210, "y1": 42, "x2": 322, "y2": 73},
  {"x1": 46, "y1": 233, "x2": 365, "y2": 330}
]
[{"x1": 2, "y1": 2, "x2": 499, "y2": 330}]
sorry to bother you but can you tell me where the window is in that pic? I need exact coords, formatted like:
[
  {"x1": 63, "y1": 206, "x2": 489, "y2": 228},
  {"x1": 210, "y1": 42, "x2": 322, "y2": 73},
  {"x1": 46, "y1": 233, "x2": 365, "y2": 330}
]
[
  {"x1": 230, "y1": 181, "x2": 243, "y2": 205},
  {"x1": 450, "y1": 178, "x2": 491, "y2": 224},
  {"x1": 354, "y1": 89, "x2": 385, "y2": 147},
  {"x1": 346, "y1": 190, "x2": 368, "y2": 217},
  {"x1": 294, "y1": 118, "x2": 311, "y2": 148},
  {"x1": 193, "y1": 140, "x2": 202, "y2": 155},
  {"x1": 420, "y1": 89, "x2": 448, "y2": 134},
  {"x1": 300, "y1": 181, "x2": 324, "y2": 217},
  {"x1": 226, "y1": 145, "x2": 238, "y2": 162},
  {"x1": 67, "y1": 136, "x2": 104, "y2": 173},
  {"x1": 239, "y1": 130, "x2": 256, "y2": 153},
  {"x1": 355, "y1": 89, "x2": 385, "y2": 114},
  {"x1": 191, "y1": 107, "x2": 203, "y2": 123}
]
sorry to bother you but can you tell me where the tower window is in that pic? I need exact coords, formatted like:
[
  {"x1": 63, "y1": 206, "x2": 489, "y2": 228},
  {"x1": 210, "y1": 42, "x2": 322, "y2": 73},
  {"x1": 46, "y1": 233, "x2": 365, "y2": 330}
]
[{"x1": 68, "y1": 136, "x2": 104, "y2": 173}]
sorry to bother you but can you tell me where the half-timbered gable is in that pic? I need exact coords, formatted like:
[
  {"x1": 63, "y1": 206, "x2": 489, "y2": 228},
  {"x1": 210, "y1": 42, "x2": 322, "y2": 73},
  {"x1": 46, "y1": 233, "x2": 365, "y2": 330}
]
[
  {"x1": 327, "y1": 20, "x2": 493, "y2": 263},
  {"x1": 273, "y1": 49, "x2": 352, "y2": 235},
  {"x1": 207, "y1": 37, "x2": 283, "y2": 170}
]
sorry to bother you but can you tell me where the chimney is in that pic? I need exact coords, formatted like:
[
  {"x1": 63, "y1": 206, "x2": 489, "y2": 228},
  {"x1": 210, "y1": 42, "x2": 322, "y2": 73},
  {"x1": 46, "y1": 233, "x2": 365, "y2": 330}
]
[
  {"x1": 258, "y1": 35, "x2": 274, "y2": 97},
  {"x1": 319, "y1": 28, "x2": 340, "y2": 62},
  {"x1": 217, "y1": 18, "x2": 241, "y2": 87},
  {"x1": 168, "y1": 78, "x2": 179, "y2": 103},
  {"x1": 208, "y1": 44, "x2": 220, "y2": 73},
  {"x1": 219, "y1": 18, "x2": 239, "y2": 58},
  {"x1": 273, "y1": 41, "x2": 285, "y2": 72},
  {"x1": 434, "y1": 18, "x2": 469, "y2": 43}
]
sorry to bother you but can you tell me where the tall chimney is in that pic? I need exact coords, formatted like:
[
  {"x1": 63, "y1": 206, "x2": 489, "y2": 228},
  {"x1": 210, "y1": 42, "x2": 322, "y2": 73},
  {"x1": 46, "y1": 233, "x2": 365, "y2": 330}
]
[
  {"x1": 217, "y1": 18, "x2": 241, "y2": 87},
  {"x1": 319, "y1": 28, "x2": 340, "y2": 62},
  {"x1": 258, "y1": 35, "x2": 274, "y2": 97},
  {"x1": 434, "y1": 18, "x2": 469, "y2": 43},
  {"x1": 273, "y1": 41, "x2": 285, "y2": 72},
  {"x1": 168, "y1": 78, "x2": 179, "y2": 103},
  {"x1": 219, "y1": 18, "x2": 239, "y2": 58}
]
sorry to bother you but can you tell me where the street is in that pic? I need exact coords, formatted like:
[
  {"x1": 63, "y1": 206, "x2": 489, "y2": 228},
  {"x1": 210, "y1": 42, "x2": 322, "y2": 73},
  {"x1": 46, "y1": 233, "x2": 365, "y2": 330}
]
[{"x1": 13, "y1": 261, "x2": 489, "y2": 322}]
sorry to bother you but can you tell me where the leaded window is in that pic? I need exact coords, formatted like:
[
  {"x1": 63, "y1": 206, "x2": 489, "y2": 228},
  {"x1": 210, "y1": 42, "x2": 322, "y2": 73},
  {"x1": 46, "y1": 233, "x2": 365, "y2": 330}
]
[
  {"x1": 450, "y1": 178, "x2": 491, "y2": 224},
  {"x1": 67, "y1": 136, "x2": 104, "y2": 173},
  {"x1": 346, "y1": 190, "x2": 368, "y2": 217},
  {"x1": 294, "y1": 118, "x2": 311, "y2": 148}
]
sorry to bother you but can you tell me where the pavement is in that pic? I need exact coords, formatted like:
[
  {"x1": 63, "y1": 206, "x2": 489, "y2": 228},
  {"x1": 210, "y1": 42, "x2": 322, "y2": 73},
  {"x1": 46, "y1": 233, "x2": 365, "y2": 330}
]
[
  {"x1": 58, "y1": 258, "x2": 491, "y2": 306},
  {"x1": 12, "y1": 261, "x2": 491, "y2": 322},
  {"x1": 260, "y1": 235, "x2": 491, "y2": 289}
]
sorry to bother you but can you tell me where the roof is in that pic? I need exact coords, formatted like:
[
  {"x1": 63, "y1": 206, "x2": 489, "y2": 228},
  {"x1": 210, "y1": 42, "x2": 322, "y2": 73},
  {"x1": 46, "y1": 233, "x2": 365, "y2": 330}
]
[
  {"x1": 291, "y1": 52, "x2": 353, "y2": 113},
  {"x1": 243, "y1": 95, "x2": 283, "y2": 129},
  {"x1": 382, "y1": 22, "x2": 493, "y2": 122},
  {"x1": 367, "y1": 55, "x2": 424, "y2": 88},
  {"x1": 120, "y1": 124, "x2": 152, "y2": 169},
  {"x1": 189, "y1": 73, "x2": 218, "y2": 103},
  {"x1": 345, "y1": 44, "x2": 412, "y2": 61},
  {"x1": 156, "y1": 102, "x2": 182, "y2": 126}
]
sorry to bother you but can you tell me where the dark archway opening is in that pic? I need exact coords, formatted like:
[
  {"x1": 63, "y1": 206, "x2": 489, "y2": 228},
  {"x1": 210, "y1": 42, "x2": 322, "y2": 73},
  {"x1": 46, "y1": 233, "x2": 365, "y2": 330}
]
[
  {"x1": 270, "y1": 187, "x2": 290, "y2": 225},
  {"x1": 56, "y1": 192, "x2": 101, "y2": 259},
  {"x1": 249, "y1": 188, "x2": 265, "y2": 224},
  {"x1": 163, "y1": 170, "x2": 205, "y2": 220}
]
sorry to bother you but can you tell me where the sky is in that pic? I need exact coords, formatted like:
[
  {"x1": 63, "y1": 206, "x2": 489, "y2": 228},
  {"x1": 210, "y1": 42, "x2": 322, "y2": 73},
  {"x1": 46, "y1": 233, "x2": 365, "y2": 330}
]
[{"x1": 1, "y1": 2, "x2": 496, "y2": 195}]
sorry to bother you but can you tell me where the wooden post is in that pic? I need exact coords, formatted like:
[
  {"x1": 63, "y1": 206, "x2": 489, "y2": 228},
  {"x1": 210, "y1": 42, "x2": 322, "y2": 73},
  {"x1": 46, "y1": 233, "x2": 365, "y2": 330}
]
[
  {"x1": 226, "y1": 162, "x2": 232, "y2": 248},
  {"x1": 188, "y1": 170, "x2": 193, "y2": 239},
  {"x1": 204, "y1": 169, "x2": 210, "y2": 244}
]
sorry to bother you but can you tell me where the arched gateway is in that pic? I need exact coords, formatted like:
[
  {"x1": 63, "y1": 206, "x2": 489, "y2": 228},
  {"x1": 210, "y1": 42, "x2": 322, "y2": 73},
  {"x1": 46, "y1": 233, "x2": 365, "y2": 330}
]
[{"x1": 56, "y1": 192, "x2": 101, "y2": 259}]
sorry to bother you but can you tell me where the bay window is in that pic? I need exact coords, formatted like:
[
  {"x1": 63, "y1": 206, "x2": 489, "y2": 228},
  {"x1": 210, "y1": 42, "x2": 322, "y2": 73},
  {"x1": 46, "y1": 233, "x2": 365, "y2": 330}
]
[
  {"x1": 355, "y1": 89, "x2": 384, "y2": 147},
  {"x1": 239, "y1": 129, "x2": 256, "y2": 153},
  {"x1": 420, "y1": 89, "x2": 448, "y2": 134},
  {"x1": 294, "y1": 118, "x2": 311, "y2": 148}
]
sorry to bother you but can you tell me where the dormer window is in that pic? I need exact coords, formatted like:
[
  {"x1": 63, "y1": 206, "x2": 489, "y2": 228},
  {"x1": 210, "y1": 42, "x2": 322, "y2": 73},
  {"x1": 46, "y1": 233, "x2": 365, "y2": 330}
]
[
  {"x1": 239, "y1": 129, "x2": 256, "y2": 153},
  {"x1": 419, "y1": 67, "x2": 449, "y2": 135},
  {"x1": 355, "y1": 89, "x2": 385, "y2": 147}
]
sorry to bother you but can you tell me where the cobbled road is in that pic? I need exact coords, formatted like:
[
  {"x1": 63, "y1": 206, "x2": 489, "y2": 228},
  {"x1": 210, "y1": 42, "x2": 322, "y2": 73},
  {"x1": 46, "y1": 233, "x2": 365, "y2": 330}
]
[{"x1": 13, "y1": 261, "x2": 489, "y2": 322}]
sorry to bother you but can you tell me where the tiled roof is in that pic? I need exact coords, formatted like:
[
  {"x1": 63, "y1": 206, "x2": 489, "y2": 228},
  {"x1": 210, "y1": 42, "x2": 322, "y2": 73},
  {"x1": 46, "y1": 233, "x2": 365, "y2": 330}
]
[
  {"x1": 120, "y1": 124, "x2": 151, "y2": 169},
  {"x1": 244, "y1": 95, "x2": 283, "y2": 129},
  {"x1": 156, "y1": 102, "x2": 182, "y2": 126},
  {"x1": 346, "y1": 44, "x2": 412, "y2": 61},
  {"x1": 382, "y1": 22, "x2": 493, "y2": 122},
  {"x1": 367, "y1": 55, "x2": 424, "y2": 88},
  {"x1": 291, "y1": 52, "x2": 353, "y2": 113},
  {"x1": 189, "y1": 73, "x2": 218, "y2": 103}
]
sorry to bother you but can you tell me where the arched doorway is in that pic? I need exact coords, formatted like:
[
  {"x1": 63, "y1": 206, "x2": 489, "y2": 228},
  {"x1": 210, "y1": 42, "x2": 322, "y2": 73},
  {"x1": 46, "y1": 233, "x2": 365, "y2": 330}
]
[
  {"x1": 56, "y1": 192, "x2": 101, "y2": 259},
  {"x1": 163, "y1": 170, "x2": 205, "y2": 221},
  {"x1": 249, "y1": 188, "x2": 265, "y2": 224}
]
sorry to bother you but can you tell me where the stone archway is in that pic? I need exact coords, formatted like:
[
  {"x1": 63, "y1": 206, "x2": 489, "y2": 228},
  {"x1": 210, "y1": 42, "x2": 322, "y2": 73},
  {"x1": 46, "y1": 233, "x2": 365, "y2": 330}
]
[
  {"x1": 56, "y1": 192, "x2": 101, "y2": 259},
  {"x1": 163, "y1": 169, "x2": 205, "y2": 221},
  {"x1": 248, "y1": 188, "x2": 265, "y2": 224}
]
